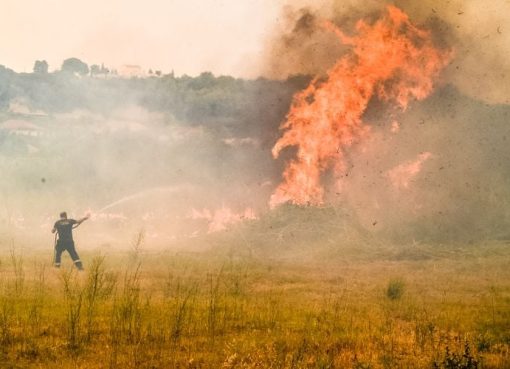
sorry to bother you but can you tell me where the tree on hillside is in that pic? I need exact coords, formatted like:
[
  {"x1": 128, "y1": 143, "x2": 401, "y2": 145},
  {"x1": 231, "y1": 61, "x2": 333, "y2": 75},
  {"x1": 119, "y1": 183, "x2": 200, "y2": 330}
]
[
  {"x1": 90, "y1": 64, "x2": 100, "y2": 76},
  {"x1": 100, "y1": 63, "x2": 109, "y2": 76},
  {"x1": 91, "y1": 63, "x2": 110, "y2": 78},
  {"x1": 61, "y1": 58, "x2": 89, "y2": 76},
  {"x1": 189, "y1": 72, "x2": 215, "y2": 90},
  {"x1": 33, "y1": 60, "x2": 49, "y2": 74},
  {"x1": 0, "y1": 65, "x2": 14, "y2": 109}
]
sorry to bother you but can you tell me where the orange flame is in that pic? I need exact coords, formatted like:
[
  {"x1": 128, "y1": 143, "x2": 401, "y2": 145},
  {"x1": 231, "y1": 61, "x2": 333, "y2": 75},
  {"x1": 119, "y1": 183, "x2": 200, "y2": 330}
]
[
  {"x1": 270, "y1": 6, "x2": 452, "y2": 208},
  {"x1": 387, "y1": 152, "x2": 432, "y2": 189},
  {"x1": 189, "y1": 207, "x2": 257, "y2": 233}
]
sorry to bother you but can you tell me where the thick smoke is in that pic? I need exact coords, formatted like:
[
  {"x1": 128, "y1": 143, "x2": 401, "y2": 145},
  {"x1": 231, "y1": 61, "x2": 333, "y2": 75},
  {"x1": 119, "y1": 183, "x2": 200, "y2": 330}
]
[
  {"x1": 0, "y1": 72, "x2": 300, "y2": 250},
  {"x1": 264, "y1": 1, "x2": 510, "y2": 242},
  {"x1": 1, "y1": 2, "x2": 509, "y2": 253},
  {"x1": 266, "y1": 0, "x2": 510, "y2": 104}
]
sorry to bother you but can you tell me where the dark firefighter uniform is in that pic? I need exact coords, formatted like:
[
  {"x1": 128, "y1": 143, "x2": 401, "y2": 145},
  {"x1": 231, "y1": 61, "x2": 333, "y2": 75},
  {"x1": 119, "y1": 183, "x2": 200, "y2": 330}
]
[{"x1": 53, "y1": 218, "x2": 83, "y2": 270}]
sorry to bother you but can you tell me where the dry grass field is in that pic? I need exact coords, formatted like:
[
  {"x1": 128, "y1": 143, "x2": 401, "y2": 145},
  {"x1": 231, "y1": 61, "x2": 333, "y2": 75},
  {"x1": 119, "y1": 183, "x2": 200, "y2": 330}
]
[{"x1": 0, "y1": 229, "x2": 509, "y2": 369}]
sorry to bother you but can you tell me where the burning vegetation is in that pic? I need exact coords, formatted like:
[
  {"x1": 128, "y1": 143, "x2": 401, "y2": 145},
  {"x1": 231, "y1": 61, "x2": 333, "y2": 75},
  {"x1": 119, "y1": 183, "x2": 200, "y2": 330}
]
[
  {"x1": 1, "y1": 4, "x2": 510, "y2": 244},
  {"x1": 0, "y1": 2, "x2": 509, "y2": 369},
  {"x1": 271, "y1": 6, "x2": 452, "y2": 207}
]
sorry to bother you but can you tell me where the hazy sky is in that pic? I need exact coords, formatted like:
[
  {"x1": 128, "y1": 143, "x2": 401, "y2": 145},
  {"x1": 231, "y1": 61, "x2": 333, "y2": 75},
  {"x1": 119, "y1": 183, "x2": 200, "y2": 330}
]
[{"x1": 1, "y1": 0, "x2": 283, "y2": 77}]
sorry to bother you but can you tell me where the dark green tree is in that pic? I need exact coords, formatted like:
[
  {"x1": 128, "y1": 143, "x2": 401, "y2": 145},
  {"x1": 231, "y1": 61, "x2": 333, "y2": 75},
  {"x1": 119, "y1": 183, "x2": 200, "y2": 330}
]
[
  {"x1": 33, "y1": 60, "x2": 49, "y2": 74},
  {"x1": 61, "y1": 57, "x2": 89, "y2": 76},
  {"x1": 90, "y1": 64, "x2": 100, "y2": 76},
  {"x1": 100, "y1": 63, "x2": 109, "y2": 77}
]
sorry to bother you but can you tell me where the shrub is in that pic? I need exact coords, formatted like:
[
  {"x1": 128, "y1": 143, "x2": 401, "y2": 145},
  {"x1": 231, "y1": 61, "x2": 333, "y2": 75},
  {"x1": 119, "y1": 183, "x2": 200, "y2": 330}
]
[
  {"x1": 386, "y1": 278, "x2": 405, "y2": 300},
  {"x1": 434, "y1": 343, "x2": 479, "y2": 369}
]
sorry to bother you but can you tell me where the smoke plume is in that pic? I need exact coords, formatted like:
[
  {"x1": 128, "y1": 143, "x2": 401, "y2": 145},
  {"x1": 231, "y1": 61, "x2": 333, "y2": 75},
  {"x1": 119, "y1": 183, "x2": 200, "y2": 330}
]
[
  {"x1": 264, "y1": 1, "x2": 510, "y2": 242},
  {"x1": 266, "y1": 0, "x2": 510, "y2": 104}
]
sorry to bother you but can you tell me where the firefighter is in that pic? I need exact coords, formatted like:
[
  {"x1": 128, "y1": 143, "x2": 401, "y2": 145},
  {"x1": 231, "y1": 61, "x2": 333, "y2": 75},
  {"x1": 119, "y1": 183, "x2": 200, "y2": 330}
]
[{"x1": 52, "y1": 211, "x2": 89, "y2": 270}]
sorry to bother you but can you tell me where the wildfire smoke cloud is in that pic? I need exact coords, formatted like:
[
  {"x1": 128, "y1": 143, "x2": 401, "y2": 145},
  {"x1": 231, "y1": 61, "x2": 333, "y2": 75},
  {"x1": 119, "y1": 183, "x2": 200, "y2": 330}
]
[{"x1": 270, "y1": 6, "x2": 452, "y2": 208}]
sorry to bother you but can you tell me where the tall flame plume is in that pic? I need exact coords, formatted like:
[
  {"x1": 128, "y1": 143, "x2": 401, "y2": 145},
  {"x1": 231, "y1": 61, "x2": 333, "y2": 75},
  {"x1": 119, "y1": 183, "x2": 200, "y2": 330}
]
[{"x1": 270, "y1": 6, "x2": 453, "y2": 208}]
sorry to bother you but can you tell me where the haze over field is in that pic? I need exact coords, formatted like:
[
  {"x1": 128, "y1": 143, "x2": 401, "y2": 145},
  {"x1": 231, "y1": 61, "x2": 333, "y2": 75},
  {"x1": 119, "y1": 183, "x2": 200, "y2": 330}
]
[{"x1": 0, "y1": 0, "x2": 510, "y2": 250}]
